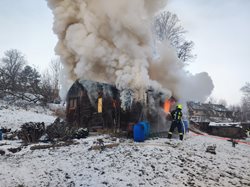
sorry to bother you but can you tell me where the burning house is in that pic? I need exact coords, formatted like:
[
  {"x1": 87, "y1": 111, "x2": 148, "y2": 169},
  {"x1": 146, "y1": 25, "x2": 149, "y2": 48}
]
[
  {"x1": 47, "y1": 0, "x2": 215, "y2": 137},
  {"x1": 66, "y1": 79, "x2": 175, "y2": 133}
]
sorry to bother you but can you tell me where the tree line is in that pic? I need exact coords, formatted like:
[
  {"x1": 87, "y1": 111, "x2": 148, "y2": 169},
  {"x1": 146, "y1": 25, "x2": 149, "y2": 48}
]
[{"x1": 0, "y1": 49, "x2": 61, "y2": 105}]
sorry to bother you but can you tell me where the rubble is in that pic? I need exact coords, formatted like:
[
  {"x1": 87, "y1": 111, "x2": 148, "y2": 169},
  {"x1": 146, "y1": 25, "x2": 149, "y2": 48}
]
[
  {"x1": 46, "y1": 118, "x2": 70, "y2": 141},
  {"x1": 88, "y1": 138, "x2": 119, "y2": 151},
  {"x1": 3, "y1": 131, "x2": 18, "y2": 141},
  {"x1": 89, "y1": 143, "x2": 119, "y2": 151},
  {"x1": 72, "y1": 128, "x2": 89, "y2": 139},
  {"x1": 30, "y1": 141, "x2": 79, "y2": 151},
  {"x1": 205, "y1": 145, "x2": 216, "y2": 154},
  {"x1": 0, "y1": 127, "x2": 11, "y2": 133},
  {"x1": 0, "y1": 143, "x2": 8, "y2": 146},
  {"x1": 8, "y1": 147, "x2": 22, "y2": 154},
  {"x1": 0, "y1": 149, "x2": 5, "y2": 155},
  {"x1": 46, "y1": 118, "x2": 89, "y2": 141}
]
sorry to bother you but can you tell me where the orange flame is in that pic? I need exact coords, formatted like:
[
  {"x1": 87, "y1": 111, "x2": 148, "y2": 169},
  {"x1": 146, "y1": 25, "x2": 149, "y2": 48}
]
[{"x1": 164, "y1": 99, "x2": 171, "y2": 113}]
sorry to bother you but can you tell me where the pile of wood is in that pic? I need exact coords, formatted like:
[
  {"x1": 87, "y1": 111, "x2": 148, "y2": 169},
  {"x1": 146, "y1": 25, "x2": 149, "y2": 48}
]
[{"x1": 17, "y1": 122, "x2": 45, "y2": 143}]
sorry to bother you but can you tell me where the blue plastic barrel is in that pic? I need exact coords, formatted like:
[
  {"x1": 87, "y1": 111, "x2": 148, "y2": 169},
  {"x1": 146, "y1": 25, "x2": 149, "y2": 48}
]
[
  {"x1": 182, "y1": 120, "x2": 189, "y2": 134},
  {"x1": 140, "y1": 121, "x2": 150, "y2": 138},
  {"x1": 133, "y1": 123, "x2": 145, "y2": 142},
  {"x1": 0, "y1": 130, "x2": 2, "y2": 141}
]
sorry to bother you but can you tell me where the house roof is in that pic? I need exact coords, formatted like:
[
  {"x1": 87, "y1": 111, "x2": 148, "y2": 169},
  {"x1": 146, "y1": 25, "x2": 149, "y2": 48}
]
[
  {"x1": 187, "y1": 102, "x2": 207, "y2": 111},
  {"x1": 187, "y1": 101, "x2": 230, "y2": 112},
  {"x1": 209, "y1": 122, "x2": 242, "y2": 128},
  {"x1": 77, "y1": 79, "x2": 118, "y2": 98}
]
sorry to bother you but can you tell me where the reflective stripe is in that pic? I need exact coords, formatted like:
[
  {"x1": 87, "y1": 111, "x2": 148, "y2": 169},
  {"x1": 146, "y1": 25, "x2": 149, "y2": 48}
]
[
  {"x1": 178, "y1": 113, "x2": 181, "y2": 120},
  {"x1": 173, "y1": 110, "x2": 182, "y2": 121},
  {"x1": 168, "y1": 132, "x2": 173, "y2": 134},
  {"x1": 179, "y1": 133, "x2": 183, "y2": 135}
]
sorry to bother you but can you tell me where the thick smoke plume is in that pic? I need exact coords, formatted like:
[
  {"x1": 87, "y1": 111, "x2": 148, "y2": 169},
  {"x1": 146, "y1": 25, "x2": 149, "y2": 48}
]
[{"x1": 47, "y1": 0, "x2": 214, "y2": 106}]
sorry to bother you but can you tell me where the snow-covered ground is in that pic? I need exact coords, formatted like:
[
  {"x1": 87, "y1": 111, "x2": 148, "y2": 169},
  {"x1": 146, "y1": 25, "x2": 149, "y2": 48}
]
[
  {"x1": 0, "y1": 101, "x2": 250, "y2": 187},
  {"x1": 0, "y1": 100, "x2": 56, "y2": 130},
  {"x1": 0, "y1": 134, "x2": 249, "y2": 187}
]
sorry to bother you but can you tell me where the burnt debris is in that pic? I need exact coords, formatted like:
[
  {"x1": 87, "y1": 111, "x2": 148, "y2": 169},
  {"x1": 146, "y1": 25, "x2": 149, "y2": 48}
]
[{"x1": 205, "y1": 145, "x2": 216, "y2": 155}]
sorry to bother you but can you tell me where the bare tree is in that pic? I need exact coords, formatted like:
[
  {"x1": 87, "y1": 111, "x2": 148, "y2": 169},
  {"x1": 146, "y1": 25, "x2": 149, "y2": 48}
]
[
  {"x1": 0, "y1": 50, "x2": 61, "y2": 105},
  {"x1": 50, "y1": 58, "x2": 62, "y2": 100},
  {"x1": 177, "y1": 41, "x2": 195, "y2": 63},
  {"x1": 228, "y1": 104, "x2": 242, "y2": 122},
  {"x1": 154, "y1": 11, "x2": 195, "y2": 62},
  {"x1": 240, "y1": 82, "x2": 250, "y2": 121},
  {"x1": 50, "y1": 58, "x2": 61, "y2": 88},
  {"x1": 39, "y1": 70, "x2": 54, "y2": 105},
  {"x1": 241, "y1": 82, "x2": 250, "y2": 95},
  {"x1": 0, "y1": 49, "x2": 26, "y2": 92}
]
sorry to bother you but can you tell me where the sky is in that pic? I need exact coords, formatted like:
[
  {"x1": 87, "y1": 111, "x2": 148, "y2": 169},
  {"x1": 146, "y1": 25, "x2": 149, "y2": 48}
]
[
  {"x1": 167, "y1": 0, "x2": 250, "y2": 105},
  {"x1": 0, "y1": 0, "x2": 249, "y2": 105},
  {"x1": 0, "y1": 0, "x2": 57, "y2": 71}
]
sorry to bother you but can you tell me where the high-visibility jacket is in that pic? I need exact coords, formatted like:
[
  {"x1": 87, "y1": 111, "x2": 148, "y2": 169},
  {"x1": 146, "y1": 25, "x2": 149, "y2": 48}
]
[{"x1": 171, "y1": 109, "x2": 182, "y2": 122}]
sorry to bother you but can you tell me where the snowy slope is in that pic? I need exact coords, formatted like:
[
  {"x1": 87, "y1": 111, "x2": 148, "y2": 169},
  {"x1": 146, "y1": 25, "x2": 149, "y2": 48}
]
[
  {"x1": 0, "y1": 102, "x2": 249, "y2": 187},
  {"x1": 0, "y1": 100, "x2": 56, "y2": 130},
  {"x1": 0, "y1": 133, "x2": 249, "y2": 187}
]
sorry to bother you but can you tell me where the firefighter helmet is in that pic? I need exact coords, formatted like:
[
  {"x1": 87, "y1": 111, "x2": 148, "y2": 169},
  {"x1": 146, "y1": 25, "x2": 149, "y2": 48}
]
[{"x1": 176, "y1": 104, "x2": 182, "y2": 110}]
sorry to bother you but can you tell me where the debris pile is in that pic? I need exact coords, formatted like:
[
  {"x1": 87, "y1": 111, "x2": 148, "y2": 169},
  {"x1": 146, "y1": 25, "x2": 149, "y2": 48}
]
[
  {"x1": 46, "y1": 118, "x2": 71, "y2": 141},
  {"x1": 0, "y1": 127, "x2": 11, "y2": 133},
  {"x1": 0, "y1": 149, "x2": 5, "y2": 155},
  {"x1": 46, "y1": 118, "x2": 89, "y2": 141},
  {"x1": 205, "y1": 145, "x2": 216, "y2": 155},
  {"x1": 7, "y1": 147, "x2": 22, "y2": 154},
  {"x1": 30, "y1": 141, "x2": 79, "y2": 151},
  {"x1": 89, "y1": 138, "x2": 119, "y2": 152},
  {"x1": 17, "y1": 122, "x2": 45, "y2": 143},
  {"x1": 72, "y1": 128, "x2": 89, "y2": 139}
]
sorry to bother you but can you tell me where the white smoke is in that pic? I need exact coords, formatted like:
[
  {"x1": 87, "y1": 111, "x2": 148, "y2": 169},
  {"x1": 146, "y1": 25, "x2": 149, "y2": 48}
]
[{"x1": 47, "y1": 0, "x2": 214, "y2": 106}]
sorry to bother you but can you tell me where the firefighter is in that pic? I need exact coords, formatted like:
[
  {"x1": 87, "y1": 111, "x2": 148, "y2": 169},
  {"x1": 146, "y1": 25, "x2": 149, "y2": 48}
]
[{"x1": 167, "y1": 104, "x2": 184, "y2": 140}]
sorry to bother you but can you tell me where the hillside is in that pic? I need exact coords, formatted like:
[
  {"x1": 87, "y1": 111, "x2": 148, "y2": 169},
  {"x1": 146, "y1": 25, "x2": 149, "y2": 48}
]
[{"x1": 0, "y1": 102, "x2": 249, "y2": 187}]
